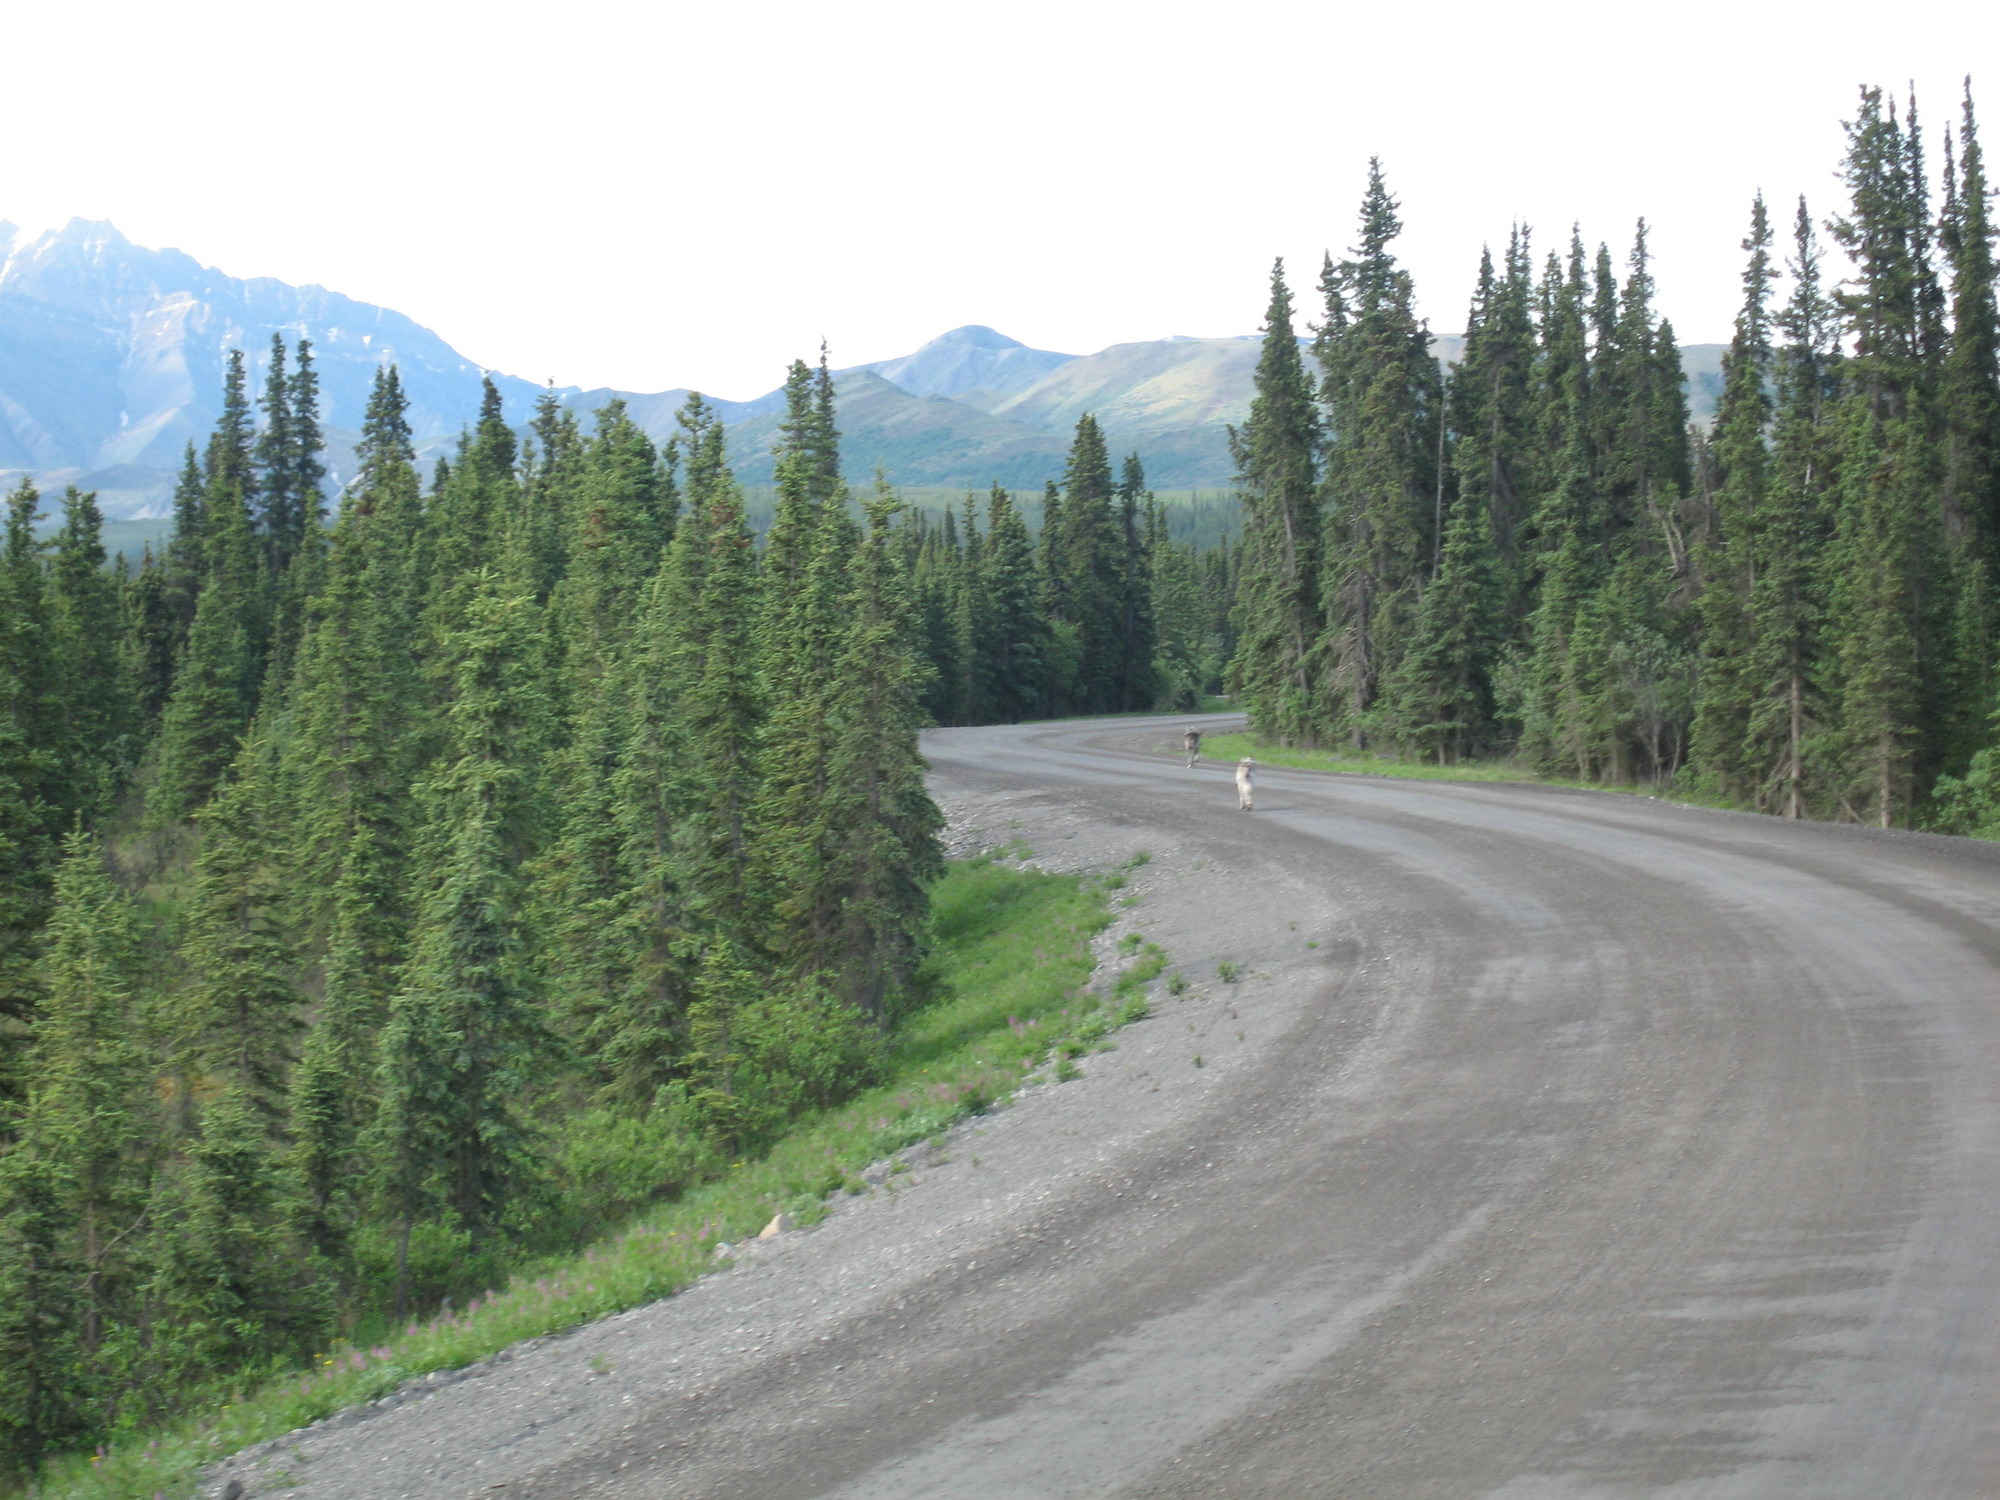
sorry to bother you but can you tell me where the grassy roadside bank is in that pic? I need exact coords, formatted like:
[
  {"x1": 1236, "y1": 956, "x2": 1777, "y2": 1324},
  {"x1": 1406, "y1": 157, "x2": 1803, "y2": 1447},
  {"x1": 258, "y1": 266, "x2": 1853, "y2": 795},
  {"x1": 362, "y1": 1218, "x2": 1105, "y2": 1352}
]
[
  {"x1": 32, "y1": 852, "x2": 1164, "y2": 1500},
  {"x1": 1200, "y1": 731, "x2": 1574, "y2": 785},
  {"x1": 1198, "y1": 731, "x2": 1727, "y2": 804}
]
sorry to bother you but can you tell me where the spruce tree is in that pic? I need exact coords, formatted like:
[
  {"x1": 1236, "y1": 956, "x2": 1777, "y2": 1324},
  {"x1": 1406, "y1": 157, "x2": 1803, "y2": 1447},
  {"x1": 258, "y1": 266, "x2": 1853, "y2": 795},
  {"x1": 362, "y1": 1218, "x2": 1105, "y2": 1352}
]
[
  {"x1": 1449, "y1": 232, "x2": 1540, "y2": 618},
  {"x1": 1940, "y1": 83, "x2": 1999, "y2": 571},
  {"x1": 825, "y1": 481, "x2": 944, "y2": 1020},
  {"x1": 159, "y1": 443, "x2": 207, "y2": 659},
  {"x1": 1690, "y1": 197, "x2": 1777, "y2": 799},
  {"x1": 585, "y1": 570, "x2": 700, "y2": 1110},
  {"x1": 549, "y1": 400, "x2": 667, "y2": 676},
  {"x1": 259, "y1": 337, "x2": 328, "y2": 690},
  {"x1": 23, "y1": 834, "x2": 152, "y2": 1357},
  {"x1": 1748, "y1": 200, "x2": 1842, "y2": 817},
  {"x1": 0, "y1": 1126, "x2": 87, "y2": 1482},
  {"x1": 1, "y1": 481, "x2": 59, "y2": 821},
  {"x1": 1316, "y1": 162, "x2": 1443, "y2": 746},
  {"x1": 253, "y1": 335, "x2": 295, "y2": 559},
  {"x1": 753, "y1": 378, "x2": 861, "y2": 993},
  {"x1": 48, "y1": 486, "x2": 129, "y2": 823},
  {"x1": 761, "y1": 359, "x2": 831, "y2": 609},
  {"x1": 0, "y1": 482, "x2": 58, "y2": 1056},
  {"x1": 152, "y1": 352, "x2": 292, "y2": 822},
  {"x1": 1045, "y1": 416, "x2": 1122, "y2": 713},
  {"x1": 659, "y1": 397, "x2": 763, "y2": 934},
  {"x1": 979, "y1": 485, "x2": 1050, "y2": 722},
  {"x1": 1225, "y1": 260, "x2": 1323, "y2": 742},
  {"x1": 949, "y1": 492, "x2": 990, "y2": 724},
  {"x1": 1384, "y1": 481, "x2": 1505, "y2": 761},
  {"x1": 520, "y1": 392, "x2": 584, "y2": 606},
  {"x1": 1527, "y1": 232, "x2": 1595, "y2": 523},
  {"x1": 206, "y1": 349, "x2": 256, "y2": 506},
  {"x1": 143, "y1": 1082, "x2": 321, "y2": 1391},
  {"x1": 173, "y1": 734, "x2": 302, "y2": 1133},
  {"x1": 150, "y1": 479, "x2": 258, "y2": 823},
  {"x1": 1149, "y1": 502, "x2": 1218, "y2": 711},
  {"x1": 1113, "y1": 455, "x2": 1158, "y2": 711},
  {"x1": 287, "y1": 367, "x2": 429, "y2": 898},
  {"x1": 285, "y1": 366, "x2": 428, "y2": 1252},
  {"x1": 425, "y1": 377, "x2": 521, "y2": 645},
  {"x1": 369, "y1": 573, "x2": 549, "y2": 1309},
  {"x1": 1518, "y1": 424, "x2": 1605, "y2": 775},
  {"x1": 125, "y1": 546, "x2": 179, "y2": 732},
  {"x1": 1823, "y1": 86, "x2": 1957, "y2": 823},
  {"x1": 537, "y1": 401, "x2": 678, "y2": 1109}
]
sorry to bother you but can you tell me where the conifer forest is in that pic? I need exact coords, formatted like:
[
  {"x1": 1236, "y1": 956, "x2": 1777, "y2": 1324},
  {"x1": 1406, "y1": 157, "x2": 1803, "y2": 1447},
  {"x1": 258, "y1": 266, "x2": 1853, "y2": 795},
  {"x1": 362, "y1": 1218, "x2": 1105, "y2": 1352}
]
[{"x1": 0, "y1": 81, "x2": 1997, "y2": 1485}]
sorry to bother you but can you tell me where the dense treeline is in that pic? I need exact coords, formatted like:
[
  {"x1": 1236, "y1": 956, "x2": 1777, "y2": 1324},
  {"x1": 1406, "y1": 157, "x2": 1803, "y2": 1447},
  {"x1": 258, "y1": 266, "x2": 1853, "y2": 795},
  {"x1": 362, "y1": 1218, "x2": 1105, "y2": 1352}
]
[
  {"x1": 1231, "y1": 84, "x2": 2000, "y2": 829},
  {"x1": 899, "y1": 427, "x2": 1238, "y2": 725},
  {"x1": 0, "y1": 347, "x2": 962, "y2": 1481}
]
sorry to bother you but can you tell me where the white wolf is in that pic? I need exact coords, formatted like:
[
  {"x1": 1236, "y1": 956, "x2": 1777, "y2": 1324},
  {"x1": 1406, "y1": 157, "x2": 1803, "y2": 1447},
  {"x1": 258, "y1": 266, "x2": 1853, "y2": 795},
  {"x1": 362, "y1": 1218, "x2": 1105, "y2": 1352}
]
[{"x1": 1236, "y1": 757, "x2": 1255, "y2": 811}]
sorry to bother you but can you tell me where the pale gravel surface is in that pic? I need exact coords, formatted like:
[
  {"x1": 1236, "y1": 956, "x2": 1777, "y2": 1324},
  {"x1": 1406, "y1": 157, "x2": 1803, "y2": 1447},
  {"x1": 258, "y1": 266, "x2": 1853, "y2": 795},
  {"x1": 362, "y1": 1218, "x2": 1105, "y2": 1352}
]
[{"x1": 209, "y1": 713, "x2": 2000, "y2": 1498}]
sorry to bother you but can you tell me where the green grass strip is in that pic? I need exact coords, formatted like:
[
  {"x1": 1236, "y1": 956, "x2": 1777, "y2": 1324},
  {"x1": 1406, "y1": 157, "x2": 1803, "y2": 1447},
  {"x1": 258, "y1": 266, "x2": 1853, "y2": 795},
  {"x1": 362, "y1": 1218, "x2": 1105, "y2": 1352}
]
[
  {"x1": 33, "y1": 854, "x2": 1162, "y2": 1500},
  {"x1": 1200, "y1": 732, "x2": 1728, "y2": 803}
]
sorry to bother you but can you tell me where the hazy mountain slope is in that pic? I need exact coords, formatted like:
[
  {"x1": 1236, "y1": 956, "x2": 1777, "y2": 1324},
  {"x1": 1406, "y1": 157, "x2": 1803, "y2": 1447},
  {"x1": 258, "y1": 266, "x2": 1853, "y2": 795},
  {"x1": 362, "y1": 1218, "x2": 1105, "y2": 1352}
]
[
  {"x1": 723, "y1": 370, "x2": 1067, "y2": 488},
  {"x1": 0, "y1": 220, "x2": 553, "y2": 501},
  {"x1": 853, "y1": 325, "x2": 1075, "y2": 399},
  {"x1": 562, "y1": 387, "x2": 772, "y2": 436},
  {"x1": 977, "y1": 336, "x2": 1261, "y2": 433}
]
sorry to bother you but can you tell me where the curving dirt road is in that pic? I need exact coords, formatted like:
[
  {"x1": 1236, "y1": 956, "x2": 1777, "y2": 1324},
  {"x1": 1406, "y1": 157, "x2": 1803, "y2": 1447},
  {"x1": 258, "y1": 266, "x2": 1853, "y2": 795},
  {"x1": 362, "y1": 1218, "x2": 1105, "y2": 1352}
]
[{"x1": 217, "y1": 713, "x2": 2000, "y2": 1498}]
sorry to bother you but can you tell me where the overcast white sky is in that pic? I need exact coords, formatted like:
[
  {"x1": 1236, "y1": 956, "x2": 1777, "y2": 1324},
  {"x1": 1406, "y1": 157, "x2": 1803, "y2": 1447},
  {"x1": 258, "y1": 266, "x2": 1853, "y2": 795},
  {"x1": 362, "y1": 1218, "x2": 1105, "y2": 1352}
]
[{"x1": 9, "y1": 0, "x2": 1997, "y2": 399}]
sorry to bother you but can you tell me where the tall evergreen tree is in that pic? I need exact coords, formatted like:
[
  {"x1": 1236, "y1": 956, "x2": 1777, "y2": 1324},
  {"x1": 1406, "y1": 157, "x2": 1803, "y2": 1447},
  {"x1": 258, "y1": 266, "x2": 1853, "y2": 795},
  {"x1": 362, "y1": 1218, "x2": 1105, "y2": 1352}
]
[
  {"x1": 253, "y1": 335, "x2": 295, "y2": 559},
  {"x1": 1940, "y1": 82, "x2": 1999, "y2": 573},
  {"x1": 1384, "y1": 478, "x2": 1505, "y2": 760},
  {"x1": 1316, "y1": 162, "x2": 1443, "y2": 745},
  {"x1": 152, "y1": 353, "x2": 292, "y2": 822},
  {"x1": 947, "y1": 493, "x2": 991, "y2": 725},
  {"x1": 368, "y1": 574, "x2": 549, "y2": 1310},
  {"x1": 125, "y1": 545, "x2": 179, "y2": 733},
  {"x1": 1690, "y1": 197, "x2": 1778, "y2": 799},
  {"x1": 0, "y1": 1123, "x2": 88, "y2": 1481},
  {"x1": 21, "y1": 835, "x2": 152, "y2": 1357},
  {"x1": 1450, "y1": 231, "x2": 1540, "y2": 612},
  {"x1": 48, "y1": 486, "x2": 129, "y2": 822},
  {"x1": 660, "y1": 397, "x2": 763, "y2": 936},
  {"x1": 258, "y1": 337, "x2": 328, "y2": 691},
  {"x1": 1226, "y1": 260, "x2": 1324, "y2": 742},
  {"x1": 172, "y1": 735, "x2": 302, "y2": 1134},
  {"x1": 286, "y1": 366, "x2": 428, "y2": 1256},
  {"x1": 143, "y1": 1081, "x2": 321, "y2": 1391},
  {"x1": 1748, "y1": 200, "x2": 1842, "y2": 817},
  {"x1": 159, "y1": 443, "x2": 207, "y2": 655},
  {"x1": 1823, "y1": 86, "x2": 1957, "y2": 823},
  {"x1": 0, "y1": 482, "x2": 59, "y2": 1058},
  {"x1": 150, "y1": 475, "x2": 259, "y2": 823},
  {"x1": 1045, "y1": 416, "x2": 1123, "y2": 713},
  {"x1": 425, "y1": 377, "x2": 521, "y2": 646},
  {"x1": 754, "y1": 377, "x2": 860, "y2": 993},
  {"x1": 825, "y1": 481, "x2": 944, "y2": 1020},
  {"x1": 1112, "y1": 455, "x2": 1158, "y2": 711},
  {"x1": 979, "y1": 485, "x2": 1050, "y2": 723}
]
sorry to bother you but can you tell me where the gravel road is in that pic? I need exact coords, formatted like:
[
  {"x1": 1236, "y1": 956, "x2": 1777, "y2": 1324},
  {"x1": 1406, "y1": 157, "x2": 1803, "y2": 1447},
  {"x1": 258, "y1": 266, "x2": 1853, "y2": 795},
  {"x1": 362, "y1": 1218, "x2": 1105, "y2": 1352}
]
[{"x1": 213, "y1": 713, "x2": 2000, "y2": 1498}]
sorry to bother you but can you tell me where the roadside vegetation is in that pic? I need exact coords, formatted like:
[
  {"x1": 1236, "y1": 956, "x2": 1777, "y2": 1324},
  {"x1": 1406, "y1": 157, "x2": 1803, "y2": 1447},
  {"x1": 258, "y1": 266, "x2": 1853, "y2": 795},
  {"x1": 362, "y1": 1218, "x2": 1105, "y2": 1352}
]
[
  {"x1": 1197, "y1": 731, "x2": 1731, "y2": 806},
  {"x1": 26, "y1": 850, "x2": 1167, "y2": 1500},
  {"x1": 1224, "y1": 86, "x2": 2000, "y2": 834}
]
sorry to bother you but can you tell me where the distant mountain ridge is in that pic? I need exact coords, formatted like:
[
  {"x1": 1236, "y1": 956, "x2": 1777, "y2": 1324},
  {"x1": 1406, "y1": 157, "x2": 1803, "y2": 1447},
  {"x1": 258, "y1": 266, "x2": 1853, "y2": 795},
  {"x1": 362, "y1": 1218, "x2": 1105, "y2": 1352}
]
[
  {"x1": 0, "y1": 220, "x2": 555, "y2": 509},
  {"x1": 0, "y1": 218, "x2": 1726, "y2": 515},
  {"x1": 853, "y1": 325, "x2": 1076, "y2": 400}
]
